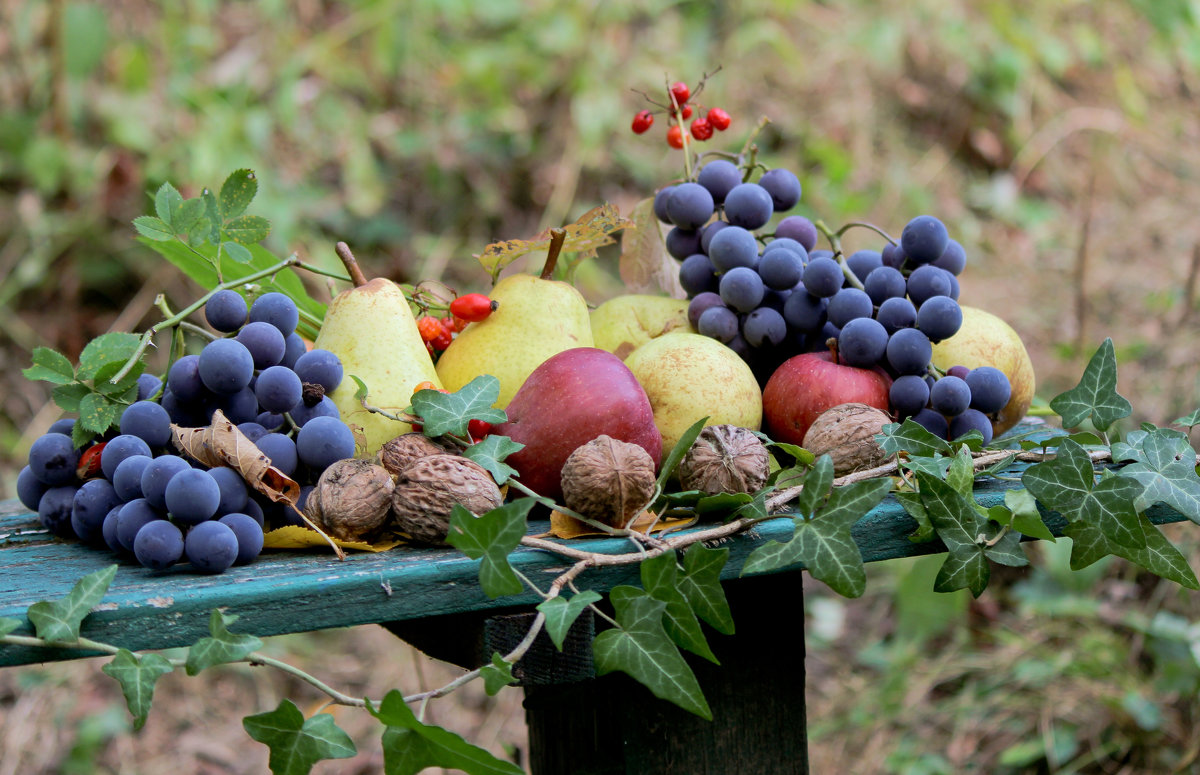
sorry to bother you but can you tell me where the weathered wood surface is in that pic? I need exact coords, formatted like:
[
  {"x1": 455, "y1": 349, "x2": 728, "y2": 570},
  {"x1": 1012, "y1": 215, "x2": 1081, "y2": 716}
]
[{"x1": 0, "y1": 427, "x2": 1189, "y2": 667}]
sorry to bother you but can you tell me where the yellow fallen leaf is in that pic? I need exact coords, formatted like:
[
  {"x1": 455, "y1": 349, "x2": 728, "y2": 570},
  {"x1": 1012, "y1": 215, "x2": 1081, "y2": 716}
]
[
  {"x1": 263, "y1": 525, "x2": 403, "y2": 553},
  {"x1": 546, "y1": 510, "x2": 696, "y2": 539}
]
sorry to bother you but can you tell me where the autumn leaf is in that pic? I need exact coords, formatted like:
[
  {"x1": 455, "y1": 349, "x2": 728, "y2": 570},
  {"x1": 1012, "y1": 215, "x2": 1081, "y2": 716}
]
[{"x1": 475, "y1": 204, "x2": 628, "y2": 280}]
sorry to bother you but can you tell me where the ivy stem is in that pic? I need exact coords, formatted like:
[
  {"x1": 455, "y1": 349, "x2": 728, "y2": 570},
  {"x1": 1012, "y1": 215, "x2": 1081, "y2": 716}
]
[
  {"x1": 982, "y1": 524, "x2": 1011, "y2": 548},
  {"x1": 248, "y1": 651, "x2": 368, "y2": 707},
  {"x1": 813, "y1": 219, "x2": 865, "y2": 291}
]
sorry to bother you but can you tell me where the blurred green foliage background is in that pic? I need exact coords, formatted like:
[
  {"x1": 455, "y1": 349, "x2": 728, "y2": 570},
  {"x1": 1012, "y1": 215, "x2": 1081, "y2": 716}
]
[{"x1": 4, "y1": 1, "x2": 1200, "y2": 772}]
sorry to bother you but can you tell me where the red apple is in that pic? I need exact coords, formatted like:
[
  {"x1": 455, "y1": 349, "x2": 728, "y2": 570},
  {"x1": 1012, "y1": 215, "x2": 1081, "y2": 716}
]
[
  {"x1": 762, "y1": 351, "x2": 892, "y2": 445},
  {"x1": 493, "y1": 348, "x2": 662, "y2": 500}
]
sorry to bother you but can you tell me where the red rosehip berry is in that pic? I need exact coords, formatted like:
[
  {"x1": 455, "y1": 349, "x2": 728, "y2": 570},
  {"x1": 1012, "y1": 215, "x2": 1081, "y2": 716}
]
[
  {"x1": 707, "y1": 107, "x2": 731, "y2": 131},
  {"x1": 631, "y1": 109, "x2": 654, "y2": 134},
  {"x1": 670, "y1": 81, "x2": 690, "y2": 106},
  {"x1": 666, "y1": 125, "x2": 685, "y2": 149},
  {"x1": 680, "y1": 104, "x2": 693, "y2": 120},
  {"x1": 690, "y1": 117, "x2": 713, "y2": 141},
  {"x1": 468, "y1": 418, "x2": 492, "y2": 442},
  {"x1": 449, "y1": 292, "x2": 497, "y2": 322}
]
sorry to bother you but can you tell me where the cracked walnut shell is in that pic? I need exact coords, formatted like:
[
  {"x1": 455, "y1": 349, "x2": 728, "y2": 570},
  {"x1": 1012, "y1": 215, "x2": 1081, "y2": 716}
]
[
  {"x1": 560, "y1": 435, "x2": 656, "y2": 527},
  {"x1": 391, "y1": 454, "x2": 503, "y2": 545},
  {"x1": 678, "y1": 424, "x2": 769, "y2": 495}
]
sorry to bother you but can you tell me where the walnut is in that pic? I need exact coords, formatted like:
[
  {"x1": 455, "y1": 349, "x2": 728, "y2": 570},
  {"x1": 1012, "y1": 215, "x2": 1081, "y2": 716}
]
[
  {"x1": 560, "y1": 435, "x2": 657, "y2": 527},
  {"x1": 802, "y1": 403, "x2": 892, "y2": 475},
  {"x1": 378, "y1": 432, "x2": 457, "y2": 477},
  {"x1": 678, "y1": 424, "x2": 769, "y2": 495},
  {"x1": 391, "y1": 454, "x2": 503, "y2": 545},
  {"x1": 310, "y1": 459, "x2": 395, "y2": 540}
]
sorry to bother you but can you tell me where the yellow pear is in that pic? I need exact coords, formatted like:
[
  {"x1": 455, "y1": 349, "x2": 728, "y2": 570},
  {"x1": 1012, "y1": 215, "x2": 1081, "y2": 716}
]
[
  {"x1": 315, "y1": 269, "x2": 441, "y2": 456},
  {"x1": 437, "y1": 255, "x2": 593, "y2": 408},
  {"x1": 590, "y1": 294, "x2": 695, "y2": 360},
  {"x1": 930, "y1": 305, "x2": 1035, "y2": 435},
  {"x1": 623, "y1": 332, "x2": 762, "y2": 463}
]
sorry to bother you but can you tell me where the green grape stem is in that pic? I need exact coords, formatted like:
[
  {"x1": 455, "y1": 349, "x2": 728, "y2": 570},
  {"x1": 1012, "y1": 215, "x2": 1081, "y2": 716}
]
[{"x1": 813, "y1": 219, "x2": 865, "y2": 291}]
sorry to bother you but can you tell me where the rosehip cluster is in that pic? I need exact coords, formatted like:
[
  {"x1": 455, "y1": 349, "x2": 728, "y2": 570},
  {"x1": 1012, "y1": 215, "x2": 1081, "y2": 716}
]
[
  {"x1": 630, "y1": 79, "x2": 732, "y2": 148},
  {"x1": 418, "y1": 292, "x2": 496, "y2": 356}
]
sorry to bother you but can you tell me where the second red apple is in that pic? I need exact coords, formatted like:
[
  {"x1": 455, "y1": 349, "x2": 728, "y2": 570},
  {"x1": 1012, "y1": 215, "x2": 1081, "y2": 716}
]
[{"x1": 762, "y1": 351, "x2": 892, "y2": 445}]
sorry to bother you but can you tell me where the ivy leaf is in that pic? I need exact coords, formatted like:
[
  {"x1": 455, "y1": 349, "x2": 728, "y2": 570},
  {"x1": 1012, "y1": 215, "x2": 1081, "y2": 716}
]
[
  {"x1": 368, "y1": 689, "x2": 523, "y2": 775},
  {"x1": 76, "y1": 332, "x2": 141, "y2": 381},
  {"x1": 1004, "y1": 488, "x2": 1055, "y2": 541},
  {"x1": 243, "y1": 699, "x2": 356, "y2": 775},
  {"x1": 657, "y1": 417, "x2": 708, "y2": 490},
  {"x1": 877, "y1": 419, "x2": 953, "y2": 457},
  {"x1": 51, "y1": 382, "x2": 90, "y2": 413},
  {"x1": 945, "y1": 446, "x2": 976, "y2": 500},
  {"x1": 462, "y1": 435, "x2": 524, "y2": 485},
  {"x1": 934, "y1": 551, "x2": 990, "y2": 597},
  {"x1": 23, "y1": 347, "x2": 76, "y2": 385},
  {"x1": 1173, "y1": 409, "x2": 1200, "y2": 428},
  {"x1": 917, "y1": 474, "x2": 990, "y2": 596},
  {"x1": 1065, "y1": 519, "x2": 1199, "y2": 589},
  {"x1": 640, "y1": 552, "x2": 717, "y2": 663},
  {"x1": 983, "y1": 525, "x2": 1029, "y2": 568},
  {"x1": 592, "y1": 586, "x2": 711, "y2": 720},
  {"x1": 793, "y1": 454, "x2": 834, "y2": 518},
  {"x1": 481, "y1": 652, "x2": 516, "y2": 696},
  {"x1": 219, "y1": 169, "x2": 258, "y2": 220},
  {"x1": 537, "y1": 590, "x2": 601, "y2": 651},
  {"x1": 221, "y1": 241, "x2": 253, "y2": 264},
  {"x1": 78, "y1": 392, "x2": 121, "y2": 435},
  {"x1": 411, "y1": 376, "x2": 507, "y2": 438},
  {"x1": 946, "y1": 429, "x2": 986, "y2": 451},
  {"x1": 0, "y1": 617, "x2": 21, "y2": 637},
  {"x1": 677, "y1": 543, "x2": 734, "y2": 635},
  {"x1": 186, "y1": 610, "x2": 264, "y2": 676},
  {"x1": 1118, "y1": 428, "x2": 1200, "y2": 522},
  {"x1": 1049, "y1": 338, "x2": 1132, "y2": 431},
  {"x1": 896, "y1": 490, "x2": 934, "y2": 542},
  {"x1": 27, "y1": 564, "x2": 117, "y2": 642},
  {"x1": 101, "y1": 649, "x2": 174, "y2": 730},
  {"x1": 154, "y1": 182, "x2": 183, "y2": 225},
  {"x1": 224, "y1": 214, "x2": 271, "y2": 245},
  {"x1": 694, "y1": 491, "x2": 755, "y2": 517},
  {"x1": 446, "y1": 499, "x2": 534, "y2": 598},
  {"x1": 1022, "y1": 438, "x2": 1096, "y2": 513},
  {"x1": 731, "y1": 488, "x2": 769, "y2": 521}
]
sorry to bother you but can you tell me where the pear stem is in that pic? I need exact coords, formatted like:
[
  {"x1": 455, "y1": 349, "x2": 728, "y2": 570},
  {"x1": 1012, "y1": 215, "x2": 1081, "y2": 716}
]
[
  {"x1": 540, "y1": 228, "x2": 567, "y2": 280},
  {"x1": 335, "y1": 241, "x2": 370, "y2": 287}
]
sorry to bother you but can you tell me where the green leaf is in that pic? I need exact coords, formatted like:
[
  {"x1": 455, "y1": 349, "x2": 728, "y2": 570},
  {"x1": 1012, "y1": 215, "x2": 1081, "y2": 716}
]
[
  {"x1": 793, "y1": 454, "x2": 834, "y2": 518},
  {"x1": 641, "y1": 552, "x2": 717, "y2": 663},
  {"x1": 221, "y1": 241, "x2": 253, "y2": 264},
  {"x1": 657, "y1": 417, "x2": 708, "y2": 490},
  {"x1": 27, "y1": 565, "x2": 117, "y2": 642},
  {"x1": 945, "y1": 446, "x2": 976, "y2": 499},
  {"x1": 0, "y1": 617, "x2": 21, "y2": 637},
  {"x1": 154, "y1": 182, "x2": 182, "y2": 225},
  {"x1": 1082, "y1": 475, "x2": 1147, "y2": 550},
  {"x1": 1173, "y1": 409, "x2": 1200, "y2": 428},
  {"x1": 187, "y1": 216, "x2": 213, "y2": 247},
  {"x1": 462, "y1": 435, "x2": 524, "y2": 485},
  {"x1": 174, "y1": 197, "x2": 206, "y2": 234},
  {"x1": 918, "y1": 475, "x2": 990, "y2": 597},
  {"x1": 896, "y1": 490, "x2": 934, "y2": 542},
  {"x1": 243, "y1": 699, "x2": 356, "y2": 775},
  {"x1": 537, "y1": 590, "x2": 601, "y2": 651},
  {"x1": 1022, "y1": 438, "x2": 1095, "y2": 513},
  {"x1": 411, "y1": 376, "x2": 507, "y2": 438},
  {"x1": 51, "y1": 381, "x2": 90, "y2": 412},
  {"x1": 764, "y1": 439, "x2": 816, "y2": 467},
  {"x1": 202, "y1": 187, "x2": 222, "y2": 243},
  {"x1": 186, "y1": 610, "x2": 264, "y2": 676},
  {"x1": 693, "y1": 491, "x2": 756, "y2": 517},
  {"x1": 1118, "y1": 428, "x2": 1200, "y2": 522},
  {"x1": 76, "y1": 332, "x2": 142, "y2": 381},
  {"x1": 983, "y1": 527, "x2": 1029, "y2": 568},
  {"x1": 877, "y1": 419, "x2": 953, "y2": 457},
  {"x1": 78, "y1": 392, "x2": 121, "y2": 435},
  {"x1": 349, "y1": 375, "x2": 369, "y2": 403},
  {"x1": 368, "y1": 690, "x2": 523, "y2": 775},
  {"x1": 901, "y1": 453, "x2": 952, "y2": 478},
  {"x1": 92, "y1": 359, "x2": 144, "y2": 396},
  {"x1": 946, "y1": 429, "x2": 986, "y2": 450},
  {"x1": 481, "y1": 652, "x2": 516, "y2": 696},
  {"x1": 1005, "y1": 488, "x2": 1055, "y2": 541},
  {"x1": 224, "y1": 214, "x2": 271, "y2": 245},
  {"x1": 1065, "y1": 519, "x2": 1199, "y2": 588},
  {"x1": 101, "y1": 649, "x2": 174, "y2": 730},
  {"x1": 445, "y1": 499, "x2": 534, "y2": 598},
  {"x1": 71, "y1": 419, "x2": 95, "y2": 449},
  {"x1": 934, "y1": 551, "x2": 990, "y2": 597},
  {"x1": 219, "y1": 169, "x2": 258, "y2": 220},
  {"x1": 23, "y1": 347, "x2": 76, "y2": 385},
  {"x1": 1049, "y1": 338, "x2": 1132, "y2": 431},
  {"x1": 592, "y1": 587, "x2": 711, "y2": 719},
  {"x1": 132, "y1": 215, "x2": 174, "y2": 241},
  {"x1": 677, "y1": 543, "x2": 733, "y2": 635}
]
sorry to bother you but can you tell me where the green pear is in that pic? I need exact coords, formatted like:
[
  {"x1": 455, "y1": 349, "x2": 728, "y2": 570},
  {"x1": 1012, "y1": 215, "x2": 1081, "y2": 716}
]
[
  {"x1": 590, "y1": 294, "x2": 695, "y2": 360},
  {"x1": 436, "y1": 272, "x2": 593, "y2": 408},
  {"x1": 314, "y1": 276, "x2": 442, "y2": 455}
]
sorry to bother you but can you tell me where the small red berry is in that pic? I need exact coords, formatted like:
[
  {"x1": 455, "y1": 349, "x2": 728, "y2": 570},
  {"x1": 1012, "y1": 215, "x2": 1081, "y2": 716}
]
[
  {"x1": 449, "y1": 292, "x2": 497, "y2": 323},
  {"x1": 451, "y1": 316, "x2": 469, "y2": 332},
  {"x1": 631, "y1": 110, "x2": 654, "y2": 134},
  {"x1": 468, "y1": 418, "x2": 492, "y2": 442},
  {"x1": 707, "y1": 107, "x2": 731, "y2": 131},
  {"x1": 690, "y1": 117, "x2": 713, "y2": 141},
  {"x1": 667, "y1": 125, "x2": 684, "y2": 149},
  {"x1": 670, "y1": 81, "x2": 690, "y2": 106},
  {"x1": 77, "y1": 442, "x2": 105, "y2": 479},
  {"x1": 430, "y1": 329, "x2": 453, "y2": 351},
  {"x1": 680, "y1": 104, "x2": 693, "y2": 120},
  {"x1": 417, "y1": 315, "x2": 442, "y2": 342}
]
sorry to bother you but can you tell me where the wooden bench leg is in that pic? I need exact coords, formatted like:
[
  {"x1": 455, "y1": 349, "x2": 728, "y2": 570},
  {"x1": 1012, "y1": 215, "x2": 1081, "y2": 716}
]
[{"x1": 523, "y1": 571, "x2": 809, "y2": 775}]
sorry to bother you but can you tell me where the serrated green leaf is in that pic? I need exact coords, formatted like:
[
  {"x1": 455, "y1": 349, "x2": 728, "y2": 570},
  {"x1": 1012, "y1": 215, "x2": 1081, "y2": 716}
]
[
  {"x1": 78, "y1": 392, "x2": 121, "y2": 434},
  {"x1": 71, "y1": 420, "x2": 95, "y2": 449},
  {"x1": 219, "y1": 169, "x2": 258, "y2": 220},
  {"x1": 186, "y1": 610, "x2": 264, "y2": 676},
  {"x1": 446, "y1": 499, "x2": 533, "y2": 598},
  {"x1": 593, "y1": 587, "x2": 711, "y2": 719},
  {"x1": 877, "y1": 419, "x2": 953, "y2": 457},
  {"x1": 23, "y1": 347, "x2": 76, "y2": 384},
  {"x1": 93, "y1": 359, "x2": 144, "y2": 395},
  {"x1": 133, "y1": 215, "x2": 174, "y2": 241},
  {"x1": 222, "y1": 241, "x2": 253, "y2": 264},
  {"x1": 677, "y1": 543, "x2": 733, "y2": 635},
  {"x1": 641, "y1": 552, "x2": 717, "y2": 663},
  {"x1": 201, "y1": 187, "x2": 221, "y2": 241},
  {"x1": 51, "y1": 382, "x2": 89, "y2": 412},
  {"x1": 537, "y1": 590, "x2": 601, "y2": 651},
  {"x1": 1118, "y1": 428, "x2": 1200, "y2": 522},
  {"x1": 76, "y1": 332, "x2": 141, "y2": 381},
  {"x1": 223, "y1": 214, "x2": 271, "y2": 245},
  {"x1": 173, "y1": 197, "x2": 206, "y2": 234},
  {"x1": 462, "y1": 435, "x2": 524, "y2": 485},
  {"x1": 1174, "y1": 409, "x2": 1200, "y2": 428},
  {"x1": 368, "y1": 690, "x2": 523, "y2": 775},
  {"x1": 1004, "y1": 488, "x2": 1055, "y2": 541},
  {"x1": 896, "y1": 490, "x2": 934, "y2": 542},
  {"x1": 187, "y1": 216, "x2": 213, "y2": 247},
  {"x1": 794, "y1": 454, "x2": 834, "y2": 518},
  {"x1": 1049, "y1": 338, "x2": 1132, "y2": 431},
  {"x1": 657, "y1": 417, "x2": 708, "y2": 490},
  {"x1": 154, "y1": 182, "x2": 182, "y2": 225},
  {"x1": 101, "y1": 649, "x2": 174, "y2": 730},
  {"x1": 244, "y1": 699, "x2": 356, "y2": 775},
  {"x1": 1022, "y1": 438, "x2": 1095, "y2": 513},
  {"x1": 0, "y1": 617, "x2": 21, "y2": 637},
  {"x1": 481, "y1": 652, "x2": 516, "y2": 696},
  {"x1": 27, "y1": 565, "x2": 117, "y2": 642},
  {"x1": 411, "y1": 376, "x2": 507, "y2": 438}
]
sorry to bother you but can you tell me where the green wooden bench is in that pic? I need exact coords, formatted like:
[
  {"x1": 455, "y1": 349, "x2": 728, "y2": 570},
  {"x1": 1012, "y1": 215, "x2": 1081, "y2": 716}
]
[{"x1": 0, "y1": 424, "x2": 1189, "y2": 774}]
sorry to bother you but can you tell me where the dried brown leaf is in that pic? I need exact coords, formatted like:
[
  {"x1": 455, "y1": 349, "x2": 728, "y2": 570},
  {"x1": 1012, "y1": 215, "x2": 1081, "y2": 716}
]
[
  {"x1": 171, "y1": 409, "x2": 300, "y2": 505},
  {"x1": 619, "y1": 197, "x2": 686, "y2": 297},
  {"x1": 475, "y1": 203, "x2": 628, "y2": 277}
]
